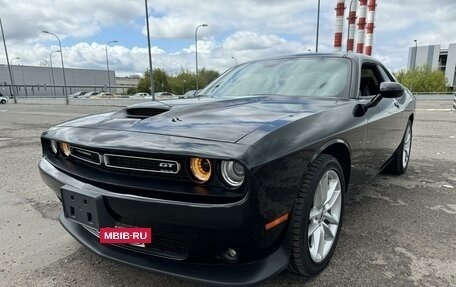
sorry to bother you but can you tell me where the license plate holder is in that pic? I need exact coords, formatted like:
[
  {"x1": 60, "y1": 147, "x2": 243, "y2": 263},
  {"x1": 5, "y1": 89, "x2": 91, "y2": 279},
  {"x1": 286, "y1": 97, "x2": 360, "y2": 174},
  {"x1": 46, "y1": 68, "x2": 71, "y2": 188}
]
[{"x1": 61, "y1": 185, "x2": 114, "y2": 229}]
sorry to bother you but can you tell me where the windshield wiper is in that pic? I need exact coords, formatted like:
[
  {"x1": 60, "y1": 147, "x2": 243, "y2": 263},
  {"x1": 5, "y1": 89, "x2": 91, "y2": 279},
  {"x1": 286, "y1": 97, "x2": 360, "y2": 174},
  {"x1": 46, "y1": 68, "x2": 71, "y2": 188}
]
[{"x1": 208, "y1": 81, "x2": 224, "y2": 94}]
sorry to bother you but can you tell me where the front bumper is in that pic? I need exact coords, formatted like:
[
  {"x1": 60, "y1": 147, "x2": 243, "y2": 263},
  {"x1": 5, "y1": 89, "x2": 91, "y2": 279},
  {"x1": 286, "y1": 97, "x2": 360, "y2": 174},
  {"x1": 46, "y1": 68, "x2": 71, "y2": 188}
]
[
  {"x1": 39, "y1": 157, "x2": 291, "y2": 285},
  {"x1": 60, "y1": 213, "x2": 289, "y2": 286}
]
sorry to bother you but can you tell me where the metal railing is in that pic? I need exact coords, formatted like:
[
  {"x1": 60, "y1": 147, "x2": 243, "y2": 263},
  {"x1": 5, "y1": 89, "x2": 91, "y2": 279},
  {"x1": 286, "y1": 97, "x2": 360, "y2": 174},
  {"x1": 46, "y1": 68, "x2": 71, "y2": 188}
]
[{"x1": 0, "y1": 84, "x2": 134, "y2": 98}]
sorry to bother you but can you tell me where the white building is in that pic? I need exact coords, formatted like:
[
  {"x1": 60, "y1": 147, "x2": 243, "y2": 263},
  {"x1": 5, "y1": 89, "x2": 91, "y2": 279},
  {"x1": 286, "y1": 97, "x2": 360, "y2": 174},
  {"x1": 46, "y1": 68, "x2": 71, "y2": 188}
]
[
  {"x1": 407, "y1": 44, "x2": 456, "y2": 88},
  {"x1": 0, "y1": 64, "x2": 136, "y2": 97},
  {"x1": 115, "y1": 76, "x2": 140, "y2": 94}
]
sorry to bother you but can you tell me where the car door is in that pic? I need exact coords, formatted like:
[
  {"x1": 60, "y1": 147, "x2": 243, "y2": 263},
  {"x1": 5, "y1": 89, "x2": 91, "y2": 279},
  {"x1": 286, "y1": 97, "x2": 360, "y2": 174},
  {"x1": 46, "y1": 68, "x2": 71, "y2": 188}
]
[{"x1": 358, "y1": 62, "x2": 404, "y2": 177}]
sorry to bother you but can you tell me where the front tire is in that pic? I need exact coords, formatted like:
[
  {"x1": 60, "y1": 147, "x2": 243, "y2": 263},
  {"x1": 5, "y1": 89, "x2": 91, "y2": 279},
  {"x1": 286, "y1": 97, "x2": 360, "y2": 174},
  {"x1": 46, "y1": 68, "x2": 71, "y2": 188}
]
[
  {"x1": 0, "y1": 99, "x2": 5, "y2": 104},
  {"x1": 387, "y1": 120, "x2": 412, "y2": 175},
  {"x1": 290, "y1": 154, "x2": 345, "y2": 276}
]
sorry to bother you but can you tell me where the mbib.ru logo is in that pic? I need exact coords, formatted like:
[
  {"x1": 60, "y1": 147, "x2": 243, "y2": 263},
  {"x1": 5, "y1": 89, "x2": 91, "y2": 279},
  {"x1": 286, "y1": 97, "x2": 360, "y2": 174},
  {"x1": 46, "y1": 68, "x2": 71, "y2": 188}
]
[{"x1": 99, "y1": 227, "x2": 152, "y2": 244}]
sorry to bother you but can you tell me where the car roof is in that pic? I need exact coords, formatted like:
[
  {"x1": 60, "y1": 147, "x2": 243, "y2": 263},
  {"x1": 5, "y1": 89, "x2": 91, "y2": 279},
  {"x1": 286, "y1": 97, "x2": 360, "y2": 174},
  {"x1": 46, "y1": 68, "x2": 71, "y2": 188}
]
[{"x1": 244, "y1": 52, "x2": 380, "y2": 66}]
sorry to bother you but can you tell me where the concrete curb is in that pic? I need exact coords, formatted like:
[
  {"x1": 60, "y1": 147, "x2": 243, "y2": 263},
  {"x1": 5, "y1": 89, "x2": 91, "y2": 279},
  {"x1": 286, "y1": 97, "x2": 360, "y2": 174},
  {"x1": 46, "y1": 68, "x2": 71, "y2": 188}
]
[{"x1": 414, "y1": 94, "x2": 454, "y2": 100}]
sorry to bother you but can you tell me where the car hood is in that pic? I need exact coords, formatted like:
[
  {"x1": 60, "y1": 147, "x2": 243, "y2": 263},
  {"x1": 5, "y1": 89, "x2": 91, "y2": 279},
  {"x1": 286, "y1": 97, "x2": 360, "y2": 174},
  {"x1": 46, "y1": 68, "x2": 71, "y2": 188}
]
[{"x1": 58, "y1": 96, "x2": 338, "y2": 143}]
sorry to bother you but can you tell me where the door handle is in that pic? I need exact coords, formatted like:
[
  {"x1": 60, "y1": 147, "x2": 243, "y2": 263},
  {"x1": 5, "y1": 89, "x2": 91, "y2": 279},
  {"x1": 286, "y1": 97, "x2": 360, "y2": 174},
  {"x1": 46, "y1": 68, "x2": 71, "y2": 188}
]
[{"x1": 393, "y1": 99, "x2": 400, "y2": 108}]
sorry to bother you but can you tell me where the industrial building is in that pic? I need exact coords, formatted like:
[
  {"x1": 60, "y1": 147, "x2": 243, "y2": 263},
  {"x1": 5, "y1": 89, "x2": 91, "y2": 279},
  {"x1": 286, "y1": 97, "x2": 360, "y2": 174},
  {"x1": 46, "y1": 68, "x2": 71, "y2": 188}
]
[
  {"x1": 115, "y1": 75, "x2": 140, "y2": 94},
  {"x1": 0, "y1": 64, "x2": 138, "y2": 97},
  {"x1": 407, "y1": 44, "x2": 456, "y2": 88}
]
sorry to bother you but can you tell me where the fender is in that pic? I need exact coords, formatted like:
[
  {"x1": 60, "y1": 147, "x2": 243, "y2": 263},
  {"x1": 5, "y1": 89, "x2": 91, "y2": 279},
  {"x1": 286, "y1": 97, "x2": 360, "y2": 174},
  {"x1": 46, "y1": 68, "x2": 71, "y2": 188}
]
[{"x1": 309, "y1": 138, "x2": 352, "y2": 164}]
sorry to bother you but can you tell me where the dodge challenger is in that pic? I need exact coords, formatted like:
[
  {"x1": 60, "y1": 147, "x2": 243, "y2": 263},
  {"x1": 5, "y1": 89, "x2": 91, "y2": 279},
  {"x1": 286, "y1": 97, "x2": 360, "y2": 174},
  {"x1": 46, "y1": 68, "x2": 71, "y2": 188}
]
[{"x1": 39, "y1": 53, "x2": 415, "y2": 285}]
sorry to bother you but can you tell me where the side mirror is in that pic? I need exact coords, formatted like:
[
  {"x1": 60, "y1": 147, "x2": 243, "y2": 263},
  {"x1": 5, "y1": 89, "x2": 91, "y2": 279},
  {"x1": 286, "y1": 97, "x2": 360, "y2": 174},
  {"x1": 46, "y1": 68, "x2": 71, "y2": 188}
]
[
  {"x1": 354, "y1": 82, "x2": 404, "y2": 117},
  {"x1": 379, "y1": 82, "x2": 404, "y2": 98}
]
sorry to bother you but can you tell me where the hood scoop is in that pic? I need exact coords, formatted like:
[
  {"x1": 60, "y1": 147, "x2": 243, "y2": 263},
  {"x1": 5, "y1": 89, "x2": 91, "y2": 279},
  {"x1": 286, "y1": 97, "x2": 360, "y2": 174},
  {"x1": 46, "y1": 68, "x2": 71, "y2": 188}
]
[{"x1": 126, "y1": 106, "x2": 171, "y2": 119}]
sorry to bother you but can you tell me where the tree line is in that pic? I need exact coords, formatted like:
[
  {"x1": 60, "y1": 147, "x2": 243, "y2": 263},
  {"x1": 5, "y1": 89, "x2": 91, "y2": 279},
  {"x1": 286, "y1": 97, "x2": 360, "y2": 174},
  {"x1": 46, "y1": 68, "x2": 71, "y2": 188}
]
[
  {"x1": 129, "y1": 68, "x2": 220, "y2": 95},
  {"x1": 129, "y1": 64, "x2": 451, "y2": 95},
  {"x1": 394, "y1": 65, "x2": 449, "y2": 93}
]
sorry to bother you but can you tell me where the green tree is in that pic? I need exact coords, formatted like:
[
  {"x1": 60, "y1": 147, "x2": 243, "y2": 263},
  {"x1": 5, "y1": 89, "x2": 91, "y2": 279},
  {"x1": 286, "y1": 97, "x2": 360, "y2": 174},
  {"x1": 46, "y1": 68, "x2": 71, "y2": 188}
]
[
  {"x1": 137, "y1": 68, "x2": 171, "y2": 94},
  {"x1": 197, "y1": 68, "x2": 220, "y2": 89},
  {"x1": 137, "y1": 67, "x2": 221, "y2": 95},
  {"x1": 169, "y1": 70, "x2": 196, "y2": 95},
  {"x1": 395, "y1": 66, "x2": 448, "y2": 93},
  {"x1": 126, "y1": 87, "x2": 137, "y2": 95},
  {"x1": 154, "y1": 68, "x2": 171, "y2": 92}
]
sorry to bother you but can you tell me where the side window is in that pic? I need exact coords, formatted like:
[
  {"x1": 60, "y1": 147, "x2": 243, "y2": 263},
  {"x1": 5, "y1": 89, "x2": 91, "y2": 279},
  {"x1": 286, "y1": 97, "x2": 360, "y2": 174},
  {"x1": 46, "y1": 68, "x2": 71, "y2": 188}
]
[
  {"x1": 359, "y1": 63, "x2": 387, "y2": 97},
  {"x1": 378, "y1": 65, "x2": 395, "y2": 82}
]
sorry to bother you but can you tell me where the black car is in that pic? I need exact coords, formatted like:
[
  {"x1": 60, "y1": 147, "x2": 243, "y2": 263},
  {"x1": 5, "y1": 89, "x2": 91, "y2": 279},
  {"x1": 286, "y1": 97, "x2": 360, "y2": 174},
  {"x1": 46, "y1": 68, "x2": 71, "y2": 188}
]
[{"x1": 39, "y1": 53, "x2": 415, "y2": 285}]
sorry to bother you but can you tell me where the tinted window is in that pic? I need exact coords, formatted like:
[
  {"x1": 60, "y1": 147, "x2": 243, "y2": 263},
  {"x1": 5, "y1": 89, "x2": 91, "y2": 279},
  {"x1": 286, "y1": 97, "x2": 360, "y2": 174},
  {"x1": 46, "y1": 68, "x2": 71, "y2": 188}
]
[
  {"x1": 201, "y1": 57, "x2": 350, "y2": 98},
  {"x1": 360, "y1": 63, "x2": 386, "y2": 97},
  {"x1": 378, "y1": 65, "x2": 395, "y2": 82}
]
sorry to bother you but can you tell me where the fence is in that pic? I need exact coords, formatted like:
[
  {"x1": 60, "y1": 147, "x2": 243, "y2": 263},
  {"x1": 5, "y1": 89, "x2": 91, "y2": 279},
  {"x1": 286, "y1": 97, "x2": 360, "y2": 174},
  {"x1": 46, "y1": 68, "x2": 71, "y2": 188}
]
[{"x1": 0, "y1": 84, "x2": 133, "y2": 98}]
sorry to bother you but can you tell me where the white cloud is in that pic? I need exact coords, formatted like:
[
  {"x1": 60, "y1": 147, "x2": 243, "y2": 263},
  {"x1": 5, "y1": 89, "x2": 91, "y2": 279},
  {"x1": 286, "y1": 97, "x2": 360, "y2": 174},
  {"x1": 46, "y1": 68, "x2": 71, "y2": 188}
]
[
  {"x1": 0, "y1": 0, "x2": 455, "y2": 75},
  {"x1": 143, "y1": 0, "x2": 317, "y2": 39},
  {"x1": 0, "y1": 0, "x2": 143, "y2": 41},
  {"x1": 223, "y1": 32, "x2": 286, "y2": 51}
]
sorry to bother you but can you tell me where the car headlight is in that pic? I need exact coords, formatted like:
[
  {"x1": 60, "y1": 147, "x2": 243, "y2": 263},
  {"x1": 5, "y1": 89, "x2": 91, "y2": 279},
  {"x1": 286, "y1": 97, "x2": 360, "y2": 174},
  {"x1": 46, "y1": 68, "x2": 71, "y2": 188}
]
[
  {"x1": 189, "y1": 157, "x2": 212, "y2": 183},
  {"x1": 60, "y1": 142, "x2": 71, "y2": 157},
  {"x1": 220, "y1": 161, "x2": 245, "y2": 188},
  {"x1": 50, "y1": 140, "x2": 58, "y2": 155}
]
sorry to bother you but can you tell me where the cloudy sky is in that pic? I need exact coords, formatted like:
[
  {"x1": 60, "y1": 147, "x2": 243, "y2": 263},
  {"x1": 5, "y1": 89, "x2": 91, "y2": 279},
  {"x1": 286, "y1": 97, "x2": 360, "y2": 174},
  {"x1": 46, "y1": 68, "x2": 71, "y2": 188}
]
[{"x1": 0, "y1": 0, "x2": 455, "y2": 76}]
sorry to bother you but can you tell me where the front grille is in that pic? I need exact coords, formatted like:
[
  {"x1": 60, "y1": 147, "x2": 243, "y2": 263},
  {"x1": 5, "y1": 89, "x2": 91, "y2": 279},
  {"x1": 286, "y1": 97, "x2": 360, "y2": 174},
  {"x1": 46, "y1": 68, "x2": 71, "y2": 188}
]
[
  {"x1": 104, "y1": 154, "x2": 180, "y2": 174},
  {"x1": 71, "y1": 146, "x2": 101, "y2": 165},
  {"x1": 43, "y1": 140, "x2": 247, "y2": 203}
]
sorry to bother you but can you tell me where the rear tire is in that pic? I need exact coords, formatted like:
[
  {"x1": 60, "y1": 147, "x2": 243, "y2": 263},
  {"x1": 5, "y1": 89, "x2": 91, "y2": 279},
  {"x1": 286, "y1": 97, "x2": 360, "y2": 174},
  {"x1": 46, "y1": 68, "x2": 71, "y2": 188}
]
[
  {"x1": 289, "y1": 154, "x2": 345, "y2": 276},
  {"x1": 0, "y1": 99, "x2": 5, "y2": 104},
  {"x1": 387, "y1": 120, "x2": 412, "y2": 175}
]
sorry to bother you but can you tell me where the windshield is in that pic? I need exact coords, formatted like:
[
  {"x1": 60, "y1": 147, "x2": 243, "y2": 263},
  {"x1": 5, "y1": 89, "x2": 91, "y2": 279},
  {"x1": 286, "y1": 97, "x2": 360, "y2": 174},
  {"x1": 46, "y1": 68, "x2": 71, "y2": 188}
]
[{"x1": 200, "y1": 57, "x2": 350, "y2": 98}]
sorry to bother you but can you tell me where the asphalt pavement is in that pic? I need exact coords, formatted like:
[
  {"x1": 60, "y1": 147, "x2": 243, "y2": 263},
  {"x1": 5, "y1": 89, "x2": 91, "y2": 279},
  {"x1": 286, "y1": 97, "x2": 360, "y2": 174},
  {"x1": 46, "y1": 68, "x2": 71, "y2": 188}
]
[{"x1": 0, "y1": 100, "x2": 455, "y2": 287}]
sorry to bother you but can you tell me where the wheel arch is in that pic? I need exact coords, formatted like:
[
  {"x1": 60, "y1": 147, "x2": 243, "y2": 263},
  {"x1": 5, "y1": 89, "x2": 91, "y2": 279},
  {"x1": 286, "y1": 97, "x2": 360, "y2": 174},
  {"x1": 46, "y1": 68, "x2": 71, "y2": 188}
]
[{"x1": 309, "y1": 139, "x2": 351, "y2": 191}]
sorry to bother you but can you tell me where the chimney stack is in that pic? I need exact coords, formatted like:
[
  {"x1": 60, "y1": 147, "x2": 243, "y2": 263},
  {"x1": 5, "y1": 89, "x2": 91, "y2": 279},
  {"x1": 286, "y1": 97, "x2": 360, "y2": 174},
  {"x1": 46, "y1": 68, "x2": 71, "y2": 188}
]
[
  {"x1": 355, "y1": 0, "x2": 367, "y2": 53},
  {"x1": 334, "y1": 0, "x2": 346, "y2": 52},
  {"x1": 364, "y1": 0, "x2": 377, "y2": 55},
  {"x1": 347, "y1": 0, "x2": 358, "y2": 52}
]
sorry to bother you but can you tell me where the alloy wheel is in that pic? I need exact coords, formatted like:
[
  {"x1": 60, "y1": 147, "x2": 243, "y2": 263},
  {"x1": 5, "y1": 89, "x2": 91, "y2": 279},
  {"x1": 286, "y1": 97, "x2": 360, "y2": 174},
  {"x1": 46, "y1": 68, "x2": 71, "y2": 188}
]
[
  {"x1": 402, "y1": 125, "x2": 412, "y2": 169},
  {"x1": 308, "y1": 169, "x2": 342, "y2": 263}
]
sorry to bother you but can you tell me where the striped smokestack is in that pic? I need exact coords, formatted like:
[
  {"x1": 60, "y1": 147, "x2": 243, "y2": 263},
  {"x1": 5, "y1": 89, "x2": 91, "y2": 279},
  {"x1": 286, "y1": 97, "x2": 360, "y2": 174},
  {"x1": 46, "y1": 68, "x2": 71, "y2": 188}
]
[
  {"x1": 334, "y1": 0, "x2": 346, "y2": 52},
  {"x1": 364, "y1": 0, "x2": 377, "y2": 55},
  {"x1": 347, "y1": 0, "x2": 358, "y2": 52},
  {"x1": 356, "y1": 0, "x2": 367, "y2": 53}
]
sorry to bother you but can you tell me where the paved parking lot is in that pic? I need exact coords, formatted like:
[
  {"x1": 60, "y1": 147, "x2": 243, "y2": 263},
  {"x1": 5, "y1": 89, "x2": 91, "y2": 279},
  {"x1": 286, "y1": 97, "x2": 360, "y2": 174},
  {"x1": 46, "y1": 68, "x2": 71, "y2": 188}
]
[{"x1": 0, "y1": 100, "x2": 455, "y2": 287}]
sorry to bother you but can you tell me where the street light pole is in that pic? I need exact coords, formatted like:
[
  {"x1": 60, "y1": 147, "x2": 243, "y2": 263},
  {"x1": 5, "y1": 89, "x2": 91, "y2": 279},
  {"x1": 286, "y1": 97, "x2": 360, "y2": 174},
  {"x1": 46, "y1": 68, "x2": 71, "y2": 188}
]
[
  {"x1": 144, "y1": 0, "x2": 155, "y2": 100},
  {"x1": 105, "y1": 40, "x2": 118, "y2": 94},
  {"x1": 11, "y1": 57, "x2": 20, "y2": 98},
  {"x1": 49, "y1": 50, "x2": 60, "y2": 97},
  {"x1": 0, "y1": 17, "x2": 16, "y2": 103},
  {"x1": 43, "y1": 30, "x2": 68, "y2": 104},
  {"x1": 231, "y1": 56, "x2": 238, "y2": 66},
  {"x1": 410, "y1": 39, "x2": 418, "y2": 94},
  {"x1": 316, "y1": 0, "x2": 321, "y2": 52},
  {"x1": 410, "y1": 39, "x2": 418, "y2": 93},
  {"x1": 195, "y1": 23, "x2": 208, "y2": 91}
]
